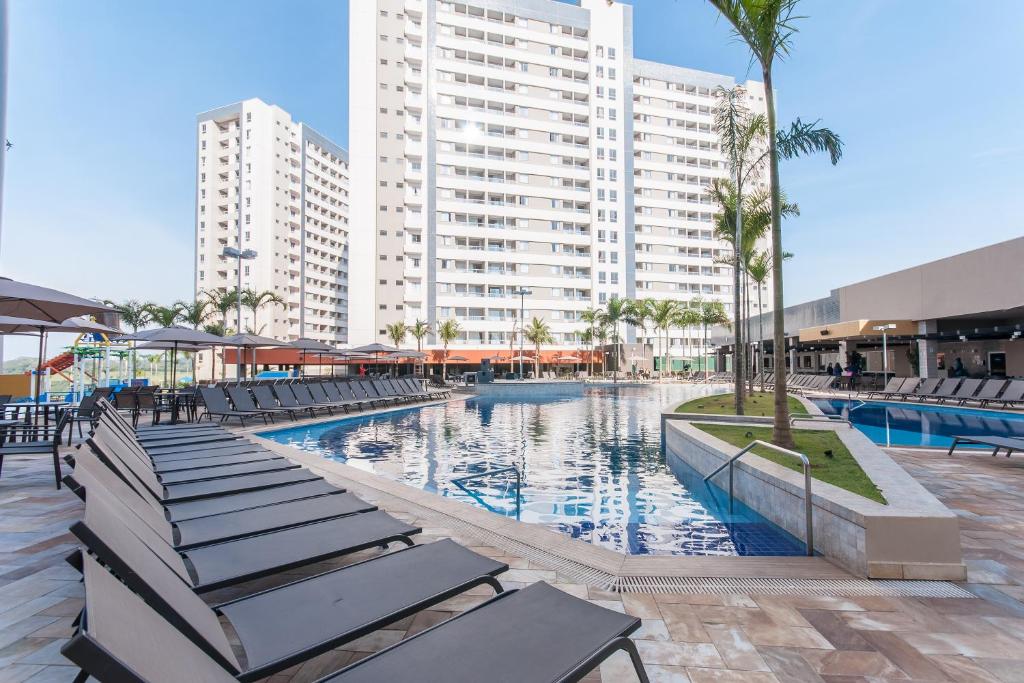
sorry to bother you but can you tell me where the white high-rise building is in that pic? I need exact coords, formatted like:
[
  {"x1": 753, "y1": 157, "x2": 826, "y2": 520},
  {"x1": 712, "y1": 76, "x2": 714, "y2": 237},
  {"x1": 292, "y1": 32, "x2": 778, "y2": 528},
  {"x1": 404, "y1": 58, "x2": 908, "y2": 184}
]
[
  {"x1": 346, "y1": 0, "x2": 772, "y2": 363},
  {"x1": 194, "y1": 99, "x2": 351, "y2": 347}
]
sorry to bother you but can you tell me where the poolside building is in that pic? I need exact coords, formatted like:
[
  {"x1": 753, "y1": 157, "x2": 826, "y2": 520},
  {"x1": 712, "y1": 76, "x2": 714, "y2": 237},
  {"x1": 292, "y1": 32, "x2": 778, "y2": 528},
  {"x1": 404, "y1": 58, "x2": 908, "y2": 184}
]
[
  {"x1": 193, "y1": 99, "x2": 351, "y2": 345},
  {"x1": 712, "y1": 237, "x2": 1024, "y2": 381},
  {"x1": 347, "y1": 0, "x2": 771, "y2": 356}
]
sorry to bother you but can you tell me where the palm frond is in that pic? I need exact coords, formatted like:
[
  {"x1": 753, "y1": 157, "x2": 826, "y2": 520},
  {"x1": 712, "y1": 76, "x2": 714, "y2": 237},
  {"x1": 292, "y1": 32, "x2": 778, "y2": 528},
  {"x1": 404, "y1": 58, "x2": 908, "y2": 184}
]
[{"x1": 777, "y1": 117, "x2": 844, "y2": 165}]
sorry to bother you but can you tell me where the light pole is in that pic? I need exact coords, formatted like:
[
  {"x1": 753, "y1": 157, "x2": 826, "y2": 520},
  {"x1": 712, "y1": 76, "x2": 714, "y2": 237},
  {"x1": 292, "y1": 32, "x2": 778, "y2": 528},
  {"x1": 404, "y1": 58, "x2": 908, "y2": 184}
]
[
  {"x1": 872, "y1": 323, "x2": 896, "y2": 389},
  {"x1": 512, "y1": 288, "x2": 531, "y2": 380},
  {"x1": 223, "y1": 246, "x2": 257, "y2": 378}
]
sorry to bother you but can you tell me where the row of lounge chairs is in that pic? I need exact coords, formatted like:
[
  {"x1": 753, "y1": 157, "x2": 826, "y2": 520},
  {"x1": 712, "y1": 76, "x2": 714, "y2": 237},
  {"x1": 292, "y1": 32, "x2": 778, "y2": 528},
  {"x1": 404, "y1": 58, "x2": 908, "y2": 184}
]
[
  {"x1": 757, "y1": 373, "x2": 836, "y2": 394},
  {"x1": 61, "y1": 398, "x2": 650, "y2": 682},
  {"x1": 197, "y1": 377, "x2": 449, "y2": 425},
  {"x1": 866, "y1": 377, "x2": 1024, "y2": 408}
]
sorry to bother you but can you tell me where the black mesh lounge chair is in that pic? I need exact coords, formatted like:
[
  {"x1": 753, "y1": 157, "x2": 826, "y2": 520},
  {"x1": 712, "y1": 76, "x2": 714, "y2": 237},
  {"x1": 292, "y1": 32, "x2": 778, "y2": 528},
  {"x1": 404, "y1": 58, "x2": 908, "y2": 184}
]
[
  {"x1": 885, "y1": 377, "x2": 919, "y2": 400},
  {"x1": 199, "y1": 387, "x2": 272, "y2": 425},
  {"x1": 334, "y1": 381, "x2": 377, "y2": 409},
  {"x1": 227, "y1": 386, "x2": 293, "y2": 422},
  {"x1": 318, "y1": 581, "x2": 648, "y2": 683},
  {"x1": 76, "y1": 485, "x2": 420, "y2": 593},
  {"x1": 270, "y1": 384, "x2": 320, "y2": 418},
  {"x1": 993, "y1": 379, "x2": 1024, "y2": 408},
  {"x1": 69, "y1": 447, "x2": 372, "y2": 549},
  {"x1": 904, "y1": 378, "x2": 939, "y2": 401},
  {"x1": 361, "y1": 380, "x2": 400, "y2": 406},
  {"x1": 251, "y1": 384, "x2": 301, "y2": 420},
  {"x1": 87, "y1": 431, "x2": 320, "y2": 504},
  {"x1": 308, "y1": 382, "x2": 354, "y2": 411},
  {"x1": 96, "y1": 412, "x2": 272, "y2": 464},
  {"x1": 322, "y1": 381, "x2": 366, "y2": 410},
  {"x1": 949, "y1": 378, "x2": 984, "y2": 406},
  {"x1": 866, "y1": 377, "x2": 902, "y2": 399},
  {"x1": 969, "y1": 379, "x2": 1006, "y2": 407},
  {"x1": 282, "y1": 384, "x2": 335, "y2": 416},
  {"x1": 948, "y1": 435, "x2": 1024, "y2": 457},
  {"x1": 927, "y1": 378, "x2": 962, "y2": 404},
  {"x1": 64, "y1": 548, "x2": 510, "y2": 683}
]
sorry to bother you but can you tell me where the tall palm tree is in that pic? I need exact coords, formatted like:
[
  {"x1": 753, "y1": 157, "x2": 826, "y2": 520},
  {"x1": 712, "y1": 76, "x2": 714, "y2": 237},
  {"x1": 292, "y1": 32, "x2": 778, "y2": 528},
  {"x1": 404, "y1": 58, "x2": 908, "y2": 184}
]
[
  {"x1": 436, "y1": 319, "x2": 461, "y2": 382},
  {"x1": 240, "y1": 289, "x2": 285, "y2": 335},
  {"x1": 579, "y1": 307, "x2": 602, "y2": 376},
  {"x1": 746, "y1": 250, "x2": 773, "y2": 391},
  {"x1": 409, "y1": 319, "x2": 430, "y2": 353},
  {"x1": 203, "y1": 289, "x2": 237, "y2": 380},
  {"x1": 624, "y1": 298, "x2": 654, "y2": 378},
  {"x1": 710, "y1": 0, "x2": 843, "y2": 447},
  {"x1": 104, "y1": 299, "x2": 150, "y2": 379},
  {"x1": 694, "y1": 298, "x2": 730, "y2": 381},
  {"x1": 674, "y1": 304, "x2": 702, "y2": 374},
  {"x1": 603, "y1": 297, "x2": 628, "y2": 382},
  {"x1": 523, "y1": 317, "x2": 553, "y2": 379},
  {"x1": 175, "y1": 299, "x2": 213, "y2": 383},
  {"x1": 143, "y1": 303, "x2": 182, "y2": 386},
  {"x1": 386, "y1": 321, "x2": 408, "y2": 376},
  {"x1": 650, "y1": 299, "x2": 679, "y2": 380},
  {"x1": 714, "y1": 85, "x2": 767, "y2": 412}
]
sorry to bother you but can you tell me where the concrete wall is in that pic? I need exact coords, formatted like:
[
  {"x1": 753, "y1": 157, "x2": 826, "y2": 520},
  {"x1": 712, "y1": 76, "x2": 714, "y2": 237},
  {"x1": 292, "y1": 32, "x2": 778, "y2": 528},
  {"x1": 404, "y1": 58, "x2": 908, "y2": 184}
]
[{"x1": 838, "y1": 237, "x2": 1024, "y2": 321}]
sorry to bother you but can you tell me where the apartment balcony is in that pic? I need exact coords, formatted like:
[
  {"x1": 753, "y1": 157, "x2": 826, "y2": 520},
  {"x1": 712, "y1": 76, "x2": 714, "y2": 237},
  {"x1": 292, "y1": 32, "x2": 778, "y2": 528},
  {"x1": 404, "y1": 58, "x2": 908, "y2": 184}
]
[
  {"x1": 404, "y1": 0, "x2": 422, "y2": 18},
  {"x1": 404, "y1": 137, "x2": 423, "y2": 159},
  {"x1": 404, "y1": 186, "x2": 423, "y2": 206},
  {"x1": 405, "y1": 162, "x2": 423, "y2": 180},
  {"x1": 404, "y1": 42, "x2": 423, "y2": 65},
  {"x1": 404, "y1": 19, "x2": 422, "y2": 40},
  {"x1": 404, "y1": 115, "x2": 422, "y2": 134},
  {"x1": 404, "y1": 211, "x2": 423, "y2": 230},
  {"x1": 404, "y1": 66, "x2": 422, "y2": 87}
]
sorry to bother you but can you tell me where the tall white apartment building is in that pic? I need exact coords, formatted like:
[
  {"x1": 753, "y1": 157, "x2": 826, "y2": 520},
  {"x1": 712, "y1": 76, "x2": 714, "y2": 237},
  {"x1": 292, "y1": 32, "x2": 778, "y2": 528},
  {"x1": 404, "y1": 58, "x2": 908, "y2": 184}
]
[
  {"x1": 348, "y1": 0, "x2": 770, "y2": 357},
  {"x1": 194, "y1": 98, "x2": 351, "y2": 345}
]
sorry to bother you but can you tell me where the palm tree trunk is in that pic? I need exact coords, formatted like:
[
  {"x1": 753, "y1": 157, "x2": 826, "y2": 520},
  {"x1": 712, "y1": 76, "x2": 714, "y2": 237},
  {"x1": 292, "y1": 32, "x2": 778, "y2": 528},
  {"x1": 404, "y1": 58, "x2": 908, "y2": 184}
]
[
  {"x1": 763, "y1": 68, "x2": 794, "y2": 448},
  {"x1": 733, "y1": 177, "x2": 745, "y2": 413},
  {"x1": 758, "y1": 286, "x2": 765, "y2": 392},
  {"x1": 745, "y1": 269, "x2": 753, "y2": 395}
]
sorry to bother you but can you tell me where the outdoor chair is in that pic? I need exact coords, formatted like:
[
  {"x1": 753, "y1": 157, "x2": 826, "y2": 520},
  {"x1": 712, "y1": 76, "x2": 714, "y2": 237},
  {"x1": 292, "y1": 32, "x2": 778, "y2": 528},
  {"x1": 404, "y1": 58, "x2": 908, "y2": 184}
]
[
  {"x1": 227, "y1": 386, "x2": 293, "y2": 422},
  {"x1": 321, "y1": 381, "x2": 366, "y2": 410},
  {"x1": 74, "y1": 477, "x2": 420, "y2": 593},
  {"x1": 992, "y1": 379, "x2": 1024, "y2": 409},
  {"x1": 113, "y1": 387, "x2": 140, "y2": 426},
  {"x1": 270, "y1": 384, "x2": 321, "y2": 418},
  {"x1": 355, "y1": 380, "x2": 395, "y2": 407},
  {"x1": 251, "y1": 384, "x2": 302, "y2": 419},
  {"x1": 67, "y1": 392, "x2": 102, "y2": 443},
  {"x1": 0, "y1": 409, "x2": 70, "y2": 489},
  {"x1": 887, "y1": 377, "x2": 921, "y2": 400},
  {"x1": 927, "y1": 378, "x2": 963, "y2": 403},
  {"x1": 947, "y1": 434, "x2": 1024, "y2": 457},
  {"x1": 199, "y1": 387, "x2": 273, "y2": 426},
  {"x1": 289, "y1": 383, "x2": 339, "y2": 415},
  {"x1": 69, "y1": 446, "x2": 371, "y2": 550},
  {"x1": 64, "y1": 543, "x2": 513, "y2": 683},
  {"x1": 866, "y1": 376, "x2": 902, "y2": 399},
  {"x1": 949, "y1": 378, "x2": 984, "y2": 405},
  {"x1": 332, "y1": 381, "x2": 377, "y2": 410},
  {"x1": 905, "y1": 378, "x2": 939, "y2": 400},
  {"x1": 308, "y1": 382, "x2": 355, "y2": 411},
  {"x1": 967, "y1": 379, "x2": 1006, "y2": 407}
]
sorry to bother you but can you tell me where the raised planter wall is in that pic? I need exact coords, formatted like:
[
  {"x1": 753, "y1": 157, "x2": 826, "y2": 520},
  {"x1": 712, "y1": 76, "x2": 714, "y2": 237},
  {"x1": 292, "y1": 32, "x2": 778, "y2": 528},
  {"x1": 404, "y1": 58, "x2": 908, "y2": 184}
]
[{"x1": 665, "y1": 419, "x2": 965, "y2": 580}]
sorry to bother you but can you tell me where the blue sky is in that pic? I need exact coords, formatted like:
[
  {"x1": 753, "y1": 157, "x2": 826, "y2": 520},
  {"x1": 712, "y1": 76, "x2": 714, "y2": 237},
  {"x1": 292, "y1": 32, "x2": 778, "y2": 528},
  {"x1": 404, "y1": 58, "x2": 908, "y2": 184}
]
[{"x1": 2, "y1": 0, "x2": 1022, "y2": 358}]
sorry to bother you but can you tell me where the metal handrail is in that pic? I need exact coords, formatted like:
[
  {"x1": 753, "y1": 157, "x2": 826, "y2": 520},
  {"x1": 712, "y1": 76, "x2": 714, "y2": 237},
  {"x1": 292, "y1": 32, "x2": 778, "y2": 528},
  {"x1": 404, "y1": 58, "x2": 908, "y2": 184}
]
[
  {"x1": 452, "y1": 466, "x2": 522, "y2": 518},
  {"x1": 790, "y1": 415, "x2": 852, "y2": 428},
  {"x1": 703, "y1": 440, "x2": 814, "y2": 556}
]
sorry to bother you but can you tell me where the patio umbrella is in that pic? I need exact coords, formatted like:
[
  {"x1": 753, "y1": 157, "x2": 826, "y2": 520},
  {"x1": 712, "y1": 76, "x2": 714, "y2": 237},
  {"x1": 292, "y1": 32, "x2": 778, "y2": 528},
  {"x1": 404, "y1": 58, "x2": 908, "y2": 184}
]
[
  {"x1": 114, "y1": 326, "x2": 225, "y2": 388},
  {"x1": 221, "y1": 333, "x2": 281, "y2": 380},
  {"x1": 448, "y1": 355, "x2": 469, "y2": 362},
  {"x1": 0, "y1": 277, "x2": 112, "y2": 323},
  {"x1": 0, "y1": 315, "x2": 122, "y2": 403},
  {"x1": 350, "y1": 342, "x2": 398, "y2": 374},
  {"x1": 289, "y1": 338, "x2": 336, "y2": 376}
]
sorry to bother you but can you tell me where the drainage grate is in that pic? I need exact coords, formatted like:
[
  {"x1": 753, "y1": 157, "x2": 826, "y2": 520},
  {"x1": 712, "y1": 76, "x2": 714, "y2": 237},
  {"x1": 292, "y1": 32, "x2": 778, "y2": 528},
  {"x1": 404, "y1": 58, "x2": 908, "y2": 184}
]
[{"x1": 430, "y1": 511, "x2": 974, "y2": 598}]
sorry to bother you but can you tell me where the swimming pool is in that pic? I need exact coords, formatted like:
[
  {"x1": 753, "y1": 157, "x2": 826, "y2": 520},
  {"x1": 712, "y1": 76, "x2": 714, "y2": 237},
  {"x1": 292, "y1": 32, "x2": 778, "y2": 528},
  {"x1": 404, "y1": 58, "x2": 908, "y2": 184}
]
[
  {"x1": 811, "y1": 398, "x2": 1024, "y2": 448},
  {"x1": 260, "y1": 385, "x2": 806, "y2": 557}
]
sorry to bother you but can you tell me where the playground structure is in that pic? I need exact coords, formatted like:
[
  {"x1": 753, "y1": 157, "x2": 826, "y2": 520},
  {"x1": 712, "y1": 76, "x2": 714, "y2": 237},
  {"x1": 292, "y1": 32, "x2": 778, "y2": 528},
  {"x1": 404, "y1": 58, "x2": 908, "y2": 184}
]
[{"x1": 35, "y1": 332, "x2": 135, "y2": 402}]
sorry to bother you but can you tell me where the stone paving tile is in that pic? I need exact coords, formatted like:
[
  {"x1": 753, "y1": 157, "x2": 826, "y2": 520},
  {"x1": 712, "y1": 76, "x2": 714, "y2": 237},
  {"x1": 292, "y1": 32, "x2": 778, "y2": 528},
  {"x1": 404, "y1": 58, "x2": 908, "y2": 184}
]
[{"x1": 6, "y1": 443, "x2": 1024, "y2": 682}]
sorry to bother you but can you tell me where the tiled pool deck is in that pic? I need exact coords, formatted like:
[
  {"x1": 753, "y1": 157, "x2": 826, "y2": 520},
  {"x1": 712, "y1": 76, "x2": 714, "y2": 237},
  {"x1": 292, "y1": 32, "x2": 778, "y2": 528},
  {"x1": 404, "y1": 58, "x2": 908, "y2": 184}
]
[{"x1": 4, "y1": 436, "x2": 1024, "y2": 681}]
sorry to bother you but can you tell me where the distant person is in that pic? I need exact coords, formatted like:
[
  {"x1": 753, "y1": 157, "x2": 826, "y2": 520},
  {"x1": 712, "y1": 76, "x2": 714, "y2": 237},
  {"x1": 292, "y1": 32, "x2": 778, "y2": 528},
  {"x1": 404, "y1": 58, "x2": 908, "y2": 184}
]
[
  {"x1": 953, "y1": 357, "x2": 966, "y2": 377},
  {"x1": 833, "y1": 363, "x2": 843, "y2": 379},
  {"x1": 826, "y1": 362, "x2": 834, "y2": 376}
]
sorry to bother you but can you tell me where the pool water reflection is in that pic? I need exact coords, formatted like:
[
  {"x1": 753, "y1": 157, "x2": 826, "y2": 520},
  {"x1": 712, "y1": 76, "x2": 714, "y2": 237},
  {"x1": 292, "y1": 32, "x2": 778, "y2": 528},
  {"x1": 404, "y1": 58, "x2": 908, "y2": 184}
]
[
  {"x1": 812, "y1": 398, "x2": 1024, "y2": 448},
  {"x1": 260, "y1": 385, "x2": 805, "y2": 557}
]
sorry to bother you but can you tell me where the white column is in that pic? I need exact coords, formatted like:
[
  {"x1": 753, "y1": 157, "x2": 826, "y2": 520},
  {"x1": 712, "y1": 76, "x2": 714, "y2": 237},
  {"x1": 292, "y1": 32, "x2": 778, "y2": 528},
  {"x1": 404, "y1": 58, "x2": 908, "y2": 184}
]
[{"x1": 917, "y1": 320, "x2": 938, "y2": 378}]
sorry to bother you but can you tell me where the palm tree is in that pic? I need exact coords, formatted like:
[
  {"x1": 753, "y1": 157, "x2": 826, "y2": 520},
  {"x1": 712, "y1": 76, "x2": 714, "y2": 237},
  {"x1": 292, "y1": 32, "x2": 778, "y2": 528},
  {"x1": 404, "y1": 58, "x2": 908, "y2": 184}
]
[
  {"x1": 746, "y1": 250, "x2": 772, "y2": 391},
  {"x1": 143, "y1": 303, "x2": 182, "y2": 386},
  {"x1": 714, "y1": 85, "x2": 767, "y2": 412},
  {"x1": 579, "y1": 307, "x2": 602, "y2": 376},
  {"x1": 436, "y1": 319, "x2": 461, "y2": 382},
  {"x1": 104, "y1": 299, "x2": 150, "y2": 379},
  {"x1": 650, "y1": 299, "x2": 679, "y2": 379},
  {"x1": 240, "y1": 289, "x2": 285, "y2": 335},
  {"x1": 175, "y1": 299, "x2": 213, "y2": 383},
  {"x1": 603, "y1": 297, "x2": 628, "y2": 382},
  {"x1": 595, "y1": 320, "x2": 610, "y2": 376},
  {"x1": 523, "y1": 317, "x2": 553, "y2": 379},
  {"x1": 623, "y1": 298, "x2": 654, "y2": 378},
  {"x1": 674, "y1": 304, "x2": 702, "y2": 374},
  {"x1": 694, "y1": 298, "x2": 730, "y2": 381},
  {"x1": 386, "y1": 322, "x2": 408, "y2": 376},
  {"x1": 409, "y1": 319, "x2": 430, "y2": 353},
  {"x1": 710, "y1": 0, "x2": 844, "y2": 447},
  {"x1": 203, "y1": 289, "x2": 237, "y2": 379}
]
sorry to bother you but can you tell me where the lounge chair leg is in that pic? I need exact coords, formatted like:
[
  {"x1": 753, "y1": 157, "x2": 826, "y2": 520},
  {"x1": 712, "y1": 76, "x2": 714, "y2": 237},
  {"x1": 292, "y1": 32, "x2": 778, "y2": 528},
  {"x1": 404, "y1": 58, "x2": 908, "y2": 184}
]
[
  {"x1": 53, "y1": 448, "x2": 62, "y2": 490},
  {"x1": 72, "y1": 669, "x2": 89, "y2": 683}
]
